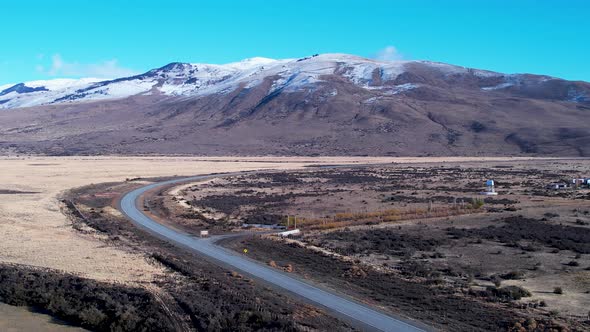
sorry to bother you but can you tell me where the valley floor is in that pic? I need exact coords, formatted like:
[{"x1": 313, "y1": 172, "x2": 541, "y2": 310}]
[
  {"x1": 0, "y1": 156, "x2": 577, "y2": 331},
  {"x1": 0, "y1": 155, "x2": 539, "y2": 281},
  {"x1": 164, "y1": 158, "x2": 590, "y2": 330}
]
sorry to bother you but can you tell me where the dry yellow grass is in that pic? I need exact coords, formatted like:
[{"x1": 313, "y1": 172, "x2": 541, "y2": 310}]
[
  {"x1": 0, "y1": 156, "x2": 312, "y2": 282},
  {"x1": 0, "y1": 155, "x2": 555, "y2": 283},
  {"x1": 297, "y1": 205, "x2": 482, "y2": 230}
]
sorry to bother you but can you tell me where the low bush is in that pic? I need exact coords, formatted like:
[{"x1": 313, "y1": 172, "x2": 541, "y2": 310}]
[
  {"x1": 320, "y1": 228, "x2": 447, "y2": 257},
  {"x1": 447, "y1": 216, "x2": 590, "y2": 254},
  {"x1": 567, "y1": 260, "x2": 580, "y2": 267},
  {"x1": 0, "y1": 263, "x2": 175, "y2": 331},
  {"x1": 479, "y1": 286, "x2": 531, "y2": 302},
  {"x1": 500, "y1": 270, "x2": 525, "y2": 280}
]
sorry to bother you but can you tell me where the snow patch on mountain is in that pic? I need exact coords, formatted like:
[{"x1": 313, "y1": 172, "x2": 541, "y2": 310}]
[
  {"x1": 0, "y1": 83, "x2": 15, "y2": 92},
  {"x1": 482, "y1": 82, "x2": 514, "y2": 91},
  {"x1": 24, "y1": 78, "x2": 105, "y2": 90},
  {"x1": 567, "y1": 87, "x2": 589, "y2": 102},
  {"x1": 391, "y1": 83, "x2": 421, "y2": 94},
  {"x1": 1, "y1": 53, "x2": 586, "y2": 110},
  {"x1": 0, "y1": 54, "x2": 444, "y2": 109}
]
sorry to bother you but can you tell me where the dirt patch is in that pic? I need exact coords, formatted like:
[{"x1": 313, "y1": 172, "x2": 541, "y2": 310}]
[
  {"x1": 0, "y1": 189, "x2": 40, "y2": 194},
  {"x1": 0, "y1": 302, "x2": 86, "y2": 332}
]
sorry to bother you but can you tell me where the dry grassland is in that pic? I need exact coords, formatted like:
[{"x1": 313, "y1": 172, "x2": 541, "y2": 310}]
[{"x1": 0, "y1": 156, "x2": 554, "y2": 283}]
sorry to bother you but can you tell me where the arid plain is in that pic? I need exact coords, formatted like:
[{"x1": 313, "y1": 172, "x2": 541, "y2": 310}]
[
  {"x1": 0, "y1": 156, "x2": 583, "y2": 331},
  {"x1": 0, "y1": 156, "x2": 320, "y2": 282},
  {"x1": 0, "y1": 156, "x2": 545, "y2": 281}
]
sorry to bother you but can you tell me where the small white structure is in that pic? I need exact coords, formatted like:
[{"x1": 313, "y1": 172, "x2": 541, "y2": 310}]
[
  {"x1": 573, "y1": 178, "x2": 590, "y2": 188},
  {"x1": 200, "y1": 230, "x2": 209, "y2": 237},
  {"x1": 481, "y1": 179, "x2": 498, "y2": 196},
  {"x1": 547, "y1": 182, "x2": 568, "y2": 190},
  {"x1": 278, "y1": 229, "x2": 301, "y2": 237},
  {"x1": 573, "y1": 178, "x2": 585, "y2": 186}
]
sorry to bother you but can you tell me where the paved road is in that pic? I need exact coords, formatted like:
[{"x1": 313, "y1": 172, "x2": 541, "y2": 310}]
[{"x1": 120, "y1": 174, "x2": 429, "y2": 332}]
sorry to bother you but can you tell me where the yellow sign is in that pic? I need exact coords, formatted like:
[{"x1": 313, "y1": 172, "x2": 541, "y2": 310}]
[{"x1": 243, "y1": 249, "x2": 248, "y2": 254}]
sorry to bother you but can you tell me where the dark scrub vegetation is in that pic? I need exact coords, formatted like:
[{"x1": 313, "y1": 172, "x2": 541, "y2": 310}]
[
  {"x1": 0, "y1": 264, "x2": 175, "y2": 332},
  {"x1": 447, "y1": 216, "x2": 590, "y2": 254}
]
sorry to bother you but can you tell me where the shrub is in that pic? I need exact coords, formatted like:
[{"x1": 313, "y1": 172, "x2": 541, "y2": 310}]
[
  {"x1": 553, "y1": 287, "x2": 563, "y2": 294},
  {"x1": 470, "y1": 198, "x2": 485, "y2": 209},
  {"x1": 491, "y1": 276, "x2": 502, "y2": 287},
  {"x1": 500, "y1": 270, "x2": 525, "y2": 280},
  {"x1": 448, "y1": 216, "x2": 590, "y2": 254},
  {"x1": 520, "y1": 244, "x2": 540, "y2": 252},
  {"x1": 487, "y1": 285, "x2": 531, "y2": 301}
]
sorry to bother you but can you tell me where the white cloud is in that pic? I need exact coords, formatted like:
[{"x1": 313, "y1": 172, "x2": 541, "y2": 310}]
[
  {"x1": 374, "y1": 46, "x2": 403, "y2": 62},
  {"x1": 41, "y1": 54, "x2": 138, "y2": 79}
]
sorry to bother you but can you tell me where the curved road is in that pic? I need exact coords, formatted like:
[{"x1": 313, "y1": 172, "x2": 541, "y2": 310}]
[{"x1": 120, "y1": 173, "x2": 429, "y2": 332}]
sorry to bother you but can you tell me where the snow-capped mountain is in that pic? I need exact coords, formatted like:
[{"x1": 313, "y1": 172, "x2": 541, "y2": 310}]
[
  {"x1": 1, "y1": 53, "x2": 590, "y2": 157},
  {"x1": 3, "y1": 53, "x2": 587, "y2": 110}
]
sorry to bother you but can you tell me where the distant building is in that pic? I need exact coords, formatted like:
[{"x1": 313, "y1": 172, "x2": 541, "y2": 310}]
[
  {"x1": 480, "y1": 179, "x2": 498, "y2": 196},
  {"x1": 571, "y1": 178, "x2": 590, "y2": 188},
  {"x1": 547, "y1": 182, "x2": 569, "y2": 190}
]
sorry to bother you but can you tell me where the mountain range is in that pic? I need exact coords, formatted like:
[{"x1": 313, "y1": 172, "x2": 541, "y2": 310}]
[{"x1": 1, "y1": 53, "x2": 589, "y2": 156}]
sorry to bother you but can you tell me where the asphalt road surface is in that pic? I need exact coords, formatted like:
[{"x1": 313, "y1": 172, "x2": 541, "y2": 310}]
[{"x1": 120, "y1": 173, "x2": 429, "y2": 332}]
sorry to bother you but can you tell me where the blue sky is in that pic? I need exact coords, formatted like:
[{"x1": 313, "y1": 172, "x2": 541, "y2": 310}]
[{"x1": 1, "y1": 0, "x2": 588, "y2": 85}]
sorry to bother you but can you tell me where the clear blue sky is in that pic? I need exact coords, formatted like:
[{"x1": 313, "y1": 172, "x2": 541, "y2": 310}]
[{"x1": 1, "y1": 0, "x2": 588, "y2": 85}]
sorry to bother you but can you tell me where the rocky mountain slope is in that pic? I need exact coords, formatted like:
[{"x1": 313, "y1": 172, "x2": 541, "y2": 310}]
[{"x1": 1, "y1": 54, "x2": 589, "y2": 156}]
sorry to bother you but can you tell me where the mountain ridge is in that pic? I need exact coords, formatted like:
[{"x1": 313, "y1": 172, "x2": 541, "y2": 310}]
[
  {"x1": 0, "y1": 53, "x2": 589, "y2": 157},
  {"x1": 2, "y1": 53, "x2": 588, "y2": 110}
]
